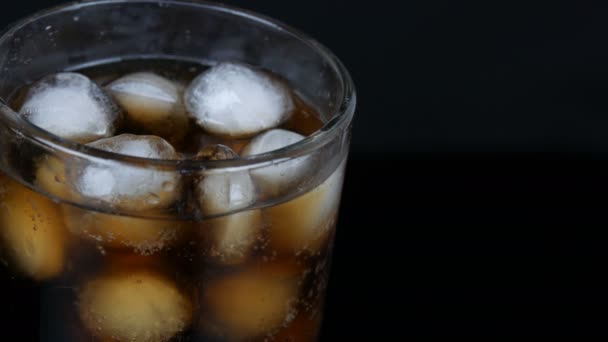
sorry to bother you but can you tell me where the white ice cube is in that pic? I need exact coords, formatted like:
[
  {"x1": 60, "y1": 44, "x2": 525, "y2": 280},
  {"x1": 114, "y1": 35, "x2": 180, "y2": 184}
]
[
  {"x1": 75, "y1": 134, "x2": 181, "y2": 211},
  {"x1": 241, "y1": 129, "x2": 309, "y2": 196},
  {"x1": 196, "y1": 165, "x2": 261, "y2": 264},
  {"x1": 185, "y1": 62, "x2": 294, "y2": 138},
  {"x1": 106, "y1": 72, "x2": 182, "y2": 123},
  {"x1": 267, "y1": 161, "x2": 346, "y2": 253},
  {"x1": 19, "y1": 72, "x2": 121, "y2": 143},
  {"x1": 202, "y1": 210, "x2": 263, "y2": 265},
  {"x1": 106, "y1": 72, "x2": 188, "y2": 141},
  {"x1": 197, "y1": 171, "x2": 256, "y2": 215}
]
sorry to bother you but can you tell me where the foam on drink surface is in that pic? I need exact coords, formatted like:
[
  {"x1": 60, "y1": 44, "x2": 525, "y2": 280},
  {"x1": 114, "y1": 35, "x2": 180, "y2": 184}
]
[{"x1": 0, "y1": 58, "x2": 339, "y2": 342}]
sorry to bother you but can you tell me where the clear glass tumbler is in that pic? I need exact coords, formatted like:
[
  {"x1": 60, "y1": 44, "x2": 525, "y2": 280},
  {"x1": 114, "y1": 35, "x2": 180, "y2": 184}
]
[{"x1": 0, "y1": 1, "x2": 355, "y2": 341}]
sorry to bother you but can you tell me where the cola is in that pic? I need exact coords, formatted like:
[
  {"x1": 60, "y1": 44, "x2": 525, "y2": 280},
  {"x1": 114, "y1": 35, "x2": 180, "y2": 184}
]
[{"x1": 0, "y1": 58, "x2": 345, "y2": 342}]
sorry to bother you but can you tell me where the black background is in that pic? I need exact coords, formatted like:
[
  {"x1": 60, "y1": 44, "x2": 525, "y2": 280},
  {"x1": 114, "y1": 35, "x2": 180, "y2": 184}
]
[{"x1": 4, "y1": 0, "x2": 608, "y2": 338}]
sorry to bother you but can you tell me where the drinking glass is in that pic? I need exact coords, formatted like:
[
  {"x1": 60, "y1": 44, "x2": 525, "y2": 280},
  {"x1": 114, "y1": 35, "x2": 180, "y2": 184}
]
[{"x1": 0, "y1": 1, "x2": 355, "y2": 340}]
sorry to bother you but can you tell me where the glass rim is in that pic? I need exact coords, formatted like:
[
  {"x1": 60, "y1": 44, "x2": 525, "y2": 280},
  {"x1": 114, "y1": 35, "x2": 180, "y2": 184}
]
[{"x1": 0, "y1": 0, "x2": 356, "y2": 171}]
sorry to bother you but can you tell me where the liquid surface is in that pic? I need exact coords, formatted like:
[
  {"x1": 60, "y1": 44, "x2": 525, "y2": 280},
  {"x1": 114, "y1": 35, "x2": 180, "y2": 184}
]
[{"x1": 11, "y1": 59, "x2": 323, "y2": 154}]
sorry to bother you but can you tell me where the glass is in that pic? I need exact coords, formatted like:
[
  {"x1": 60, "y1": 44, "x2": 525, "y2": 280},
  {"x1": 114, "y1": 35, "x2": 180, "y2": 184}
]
[{"x1": 0, "y1": 0, "x2": 355, "y2": 341}]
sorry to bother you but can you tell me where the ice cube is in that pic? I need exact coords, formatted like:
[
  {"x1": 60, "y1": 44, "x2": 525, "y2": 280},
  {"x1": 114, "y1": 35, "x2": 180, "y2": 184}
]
[
  {"x1": 195, "y1": 145, "x2": 261, "y2": 264},
  {"x1": 106, "y1": 72, "x2": 189, "y2": 143},
  {"x1": 79, "y1": 269, "x2": 192, "y2": 342},
  {"x1": 202, "y1": 210, "x2": 263, "y2": 265},
  {"x1": 267, "y1": 162, "x2": 345, "y2": 254},
  {"x1": 74, "y1": 134, "x2": 181, "y2": 211},
  {"x1": 19, "y1": 72, "x2": 121, "y2": 143},
  {"x1": 63, "y1": 206, "x2": 189, "y2": 255},
  {"x1": 241, "y1": 129, "x2": 309, "y2": 196},
  {"x1": 197, "y1": 170, "x2": 256, "y2": 215},
  {"x1": 201, "y1": 263, "x2": 301, "y2": 339},
  {"x1": 0, "y1": 177, "x2": 67, "y2": 280},
  {"x1": 185, "y1": 62, "x2": 294, "y2": 138}
]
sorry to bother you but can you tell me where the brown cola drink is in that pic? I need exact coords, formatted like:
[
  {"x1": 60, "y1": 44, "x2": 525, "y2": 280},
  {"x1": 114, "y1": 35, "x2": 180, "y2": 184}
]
[{"x1": 0, "y1": 58, "x2": 345, "y2": 341}]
